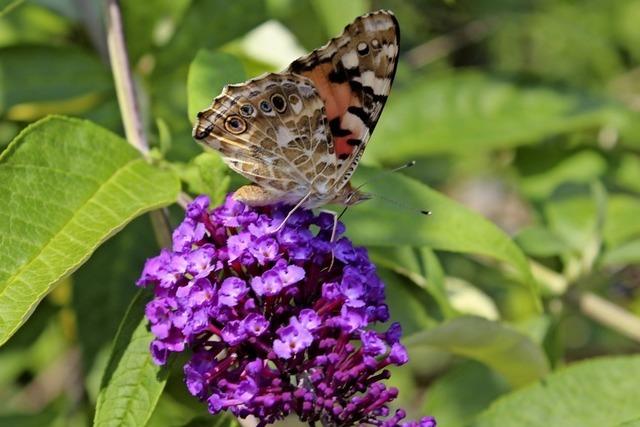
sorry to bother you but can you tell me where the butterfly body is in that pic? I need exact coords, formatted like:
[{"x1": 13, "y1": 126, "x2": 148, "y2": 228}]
[{"x1": 193, "y1": 10, "x2": 399, "y2": 208}]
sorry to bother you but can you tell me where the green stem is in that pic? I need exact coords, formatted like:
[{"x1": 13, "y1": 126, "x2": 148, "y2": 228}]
[
  {"x1": 104, "y1": 0, "x2": 171, "y2": 248},
  {"x1": 531, "y1": 259, "x2": 640, "y2": 343},
  {"x1": 566, "y1": 289, "x2": 640, "y2": 344},
  {"x1": 105, "y1": 0, "x2": 148, "y2": 155}
]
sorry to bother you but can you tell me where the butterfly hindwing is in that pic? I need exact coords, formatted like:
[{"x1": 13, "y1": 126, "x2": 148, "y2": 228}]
[{"x1": 287, "y1": 10, "x2": 400, "y2": 186}]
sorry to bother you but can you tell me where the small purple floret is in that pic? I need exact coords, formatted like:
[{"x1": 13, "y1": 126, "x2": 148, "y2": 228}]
[{"x1": 136, "y1": 194, "x2": 435, "y2": 427}]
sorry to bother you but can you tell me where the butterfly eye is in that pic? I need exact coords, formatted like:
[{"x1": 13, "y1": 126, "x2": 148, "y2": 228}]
[
  {"x1": 240, "y1": 104, "x2": 254, "y2": 117},
  {"x1": 370, "y1": 39, "x2": 381, "y2": 49},
  {"x1": 270, "y1": 94, "x2": 287, "y2": 113},
  {"x1": 357, "y1": 42, "x2": 369, "y2": 56},
  {"x1": 259, "y1": 100, "x2": 272, "y2": 113},
  {"x1": 224, "y1": 115, "x2": 247, "y2": 134}
]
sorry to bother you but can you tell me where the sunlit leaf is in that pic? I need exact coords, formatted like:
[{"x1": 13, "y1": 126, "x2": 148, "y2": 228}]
[
  {"x1": 344, "y1": 166, "x2": 539, "y2": 304},
  {"x1": 176, "y1": 151, "x2": 231, "y2": 206},
  {"x1": 0, "y1": 116, "x2": 180, "y2": 346},
  {"x1": 94, "y1": 290, "x2": 170, "y2": 427},
  {"x1": 472, "y1": 356, "x2": 640, "y2": 427}
]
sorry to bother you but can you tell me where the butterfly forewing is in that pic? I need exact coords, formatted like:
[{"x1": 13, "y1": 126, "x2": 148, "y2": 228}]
[{"x1": 288, "y1": 10, "x2": 399, "y2": 187}]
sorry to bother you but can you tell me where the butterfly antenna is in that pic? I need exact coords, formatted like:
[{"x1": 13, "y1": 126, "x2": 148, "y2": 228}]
[
  {"x1": 369, "y1": 192, "x2": 432, "y2": 216},
  {"x1": 353, "y1": 160, "x2": 417, "y2": 192},
  {"x1": 336, "y1": 204, "x2": 350, "y2": 221}
]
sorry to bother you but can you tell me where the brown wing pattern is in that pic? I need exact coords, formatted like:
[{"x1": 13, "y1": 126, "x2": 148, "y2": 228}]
[{"x1": 193, "y1": 73, "x2": 340, "y2": 205}]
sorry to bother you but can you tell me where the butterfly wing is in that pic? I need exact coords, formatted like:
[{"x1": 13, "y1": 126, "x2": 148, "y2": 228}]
[
  {"x1": 287, "y1": 9, "x2": 400, "y2": 190},
  {"x1": 193, "y1": 73, "x2": 339, "y2": 205},
  {"x1": 193, "y1": 10, "x2": 399, "y2": 207}
]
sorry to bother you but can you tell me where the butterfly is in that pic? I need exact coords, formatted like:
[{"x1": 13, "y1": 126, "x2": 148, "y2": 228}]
[{"x1": 193, "y1": 10, "x2": 399, "y2": 210}]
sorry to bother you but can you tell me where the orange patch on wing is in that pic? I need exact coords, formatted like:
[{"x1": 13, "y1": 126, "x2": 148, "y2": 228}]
[
  {"x1": 300, "y1": 63, "x2": 359, "y2": 159},
  {"x1": 334, "y1": 136, "x2": 355, "y2": 157}
]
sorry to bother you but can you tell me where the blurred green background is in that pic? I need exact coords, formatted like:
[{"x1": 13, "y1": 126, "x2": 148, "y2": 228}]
[{"x1": 1, "y1": 0, "x2": 640, "y2": 426}]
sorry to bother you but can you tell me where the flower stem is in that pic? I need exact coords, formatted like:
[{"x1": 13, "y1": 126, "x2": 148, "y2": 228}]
[{"x1": 104, "y1": 0, "x2": 171, "y2": 248}]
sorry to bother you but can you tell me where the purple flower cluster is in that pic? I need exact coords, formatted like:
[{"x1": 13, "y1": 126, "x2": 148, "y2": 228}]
[{"x1": 137, "y1": 195, "x2": 436, "y2": 427}]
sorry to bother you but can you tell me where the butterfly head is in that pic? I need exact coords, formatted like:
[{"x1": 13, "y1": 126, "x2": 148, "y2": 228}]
[{"x1": 331, "y1": 183, "x2": 372, "y2": 206}]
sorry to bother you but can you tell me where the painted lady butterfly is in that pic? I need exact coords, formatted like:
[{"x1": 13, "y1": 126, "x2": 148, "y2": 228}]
[{"x1": 193, "y1": 10, "x2": 399, "y2": 210}]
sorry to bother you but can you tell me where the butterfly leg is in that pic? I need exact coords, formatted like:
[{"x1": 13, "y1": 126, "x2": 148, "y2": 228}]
[
  {"x1": 319, "y1": 209, "x2": 340, "y2": 272},
  {"x1": 273, "y1": 191, "x2": 313, "y2": 233},
  {"x1": 233, "y1": 185, "x2": 281, "y2": 206}
]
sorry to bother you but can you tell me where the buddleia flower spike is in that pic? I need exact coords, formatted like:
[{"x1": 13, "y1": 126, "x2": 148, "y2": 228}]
[{"x1": 136, "y1": 195, "x2": 436, "y2": 427}]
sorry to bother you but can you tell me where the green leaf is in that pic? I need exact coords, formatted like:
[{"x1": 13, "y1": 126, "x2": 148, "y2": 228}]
[
  {"x1": 369, "y1": 246, "x2": 455, "y2": 317},
  {"x1": 405, "y1": 316, "x2": 550, "y2": 387},
  {"x1": 488, "y1": 4, "x2": 623, "y2": 88},
  {"x1": 94, "y1": 290, "x2": 170, "y2": 427},
  {"x1": 155, "y1": 0, "x2": 267, "y2": 74},
  {"x1": 472, "y1": 355, "x2": 640, "y2": 427},
  {"x1": 617, "y1": 419, "x2": 640, "y2": 427},
  {"x1": 544, "y1": 189, "x2": 598, "y2": 252},
  {"x1": 424, "y1": 361, "x2": 509, "y2": 427},
  {"x1": 515, "y1": 225, "x2": 571, "y2": 257},
  {"x1": 0, "y1": 116, "x2": 180, "y2": 346},
  {"x1": 445, "y1": 277, "x2": 499, "y2": 320},
  {"x1": 381, "y1": 268, "x2": 436, "y2": 336},
  {"x1": 601, "y1": 239, "x2": 640, "y2": 266},
  {"x1": 121, "y1": 0, "x2": 193, "y2": 62},
  {"x1": 365, "y1": 72, "x2": 619, "y2": 163},
  {"x1": 420, "y1": 248, "x2": 456, "y2": 317},
  {"x1": 0, "y1": 46, "x2": 112, "y2": 115},
  {"x1": 343, "y1": 166, "x2": 539, "y2": 304},
  {"x1": 0, "y1": 0, "x2": 25, "y2": 17},
  {"x1": 603, "y1": 194, "x2": 640, "y2": 248},
  {"x1": 176, "y1": 152, "x2": 231, "y2": 206},
  {"x1": 614, "y1": 154, "x2": 640, "y2": 193},
  {"x1": 187, "y1": 50, "x2": 245, "y2": 121},
  {"x1": 518, "y1": 151, "x2": 607, "y2": 200},
  {"x1": 309, "y1": 0, "x2": 367, "y2": 36},
  {"x1": 0, "y1": 405, "x2": 61, "y2": 427}
]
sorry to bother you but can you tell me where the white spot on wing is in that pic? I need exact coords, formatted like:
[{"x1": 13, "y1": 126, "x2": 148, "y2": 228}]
[
  {"x1": 342, "y1": 50, "x2": 359, "y2": 68},
  {"x1": 382, "y1": 43, "x2": 398, "y2": 58},
  {"x1": 276, "y1": 126, "x2": 295, "y2": 147},
  {"x1": 359, "y1": 71, "x2": 390, "y2": 96},
  {"x1": 363, "y1": 16, "x2": 394, "y2": 32},
  {"x1": 343, "y1": 111, "x2": 368, "y2": 137},
  {"x1": 291, "y1": 99, "x2": 303, "y2": 114}
]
